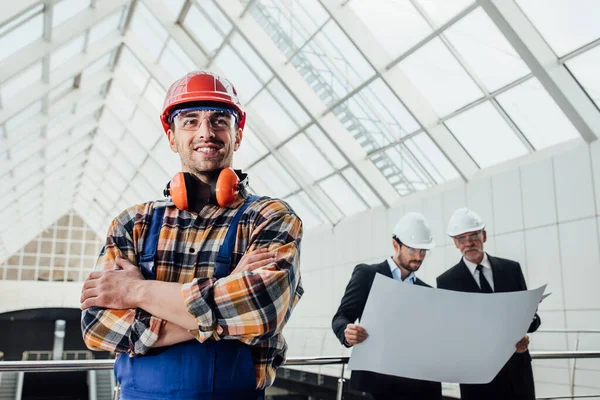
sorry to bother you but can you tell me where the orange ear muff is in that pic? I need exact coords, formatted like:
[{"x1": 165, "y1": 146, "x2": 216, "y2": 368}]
[
  {"x1": 215, "y1": 167, "x2": 240, "y2": 207},
  {"x1": 169, "y1": 172, "x2": 189, "y2": 210}
]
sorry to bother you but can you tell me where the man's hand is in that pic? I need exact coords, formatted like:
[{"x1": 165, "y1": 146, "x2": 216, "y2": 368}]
[
  {"x1": 232, "y1": 248, "x2": 275, "y2": 274},
  {"x1": 80, "y1": 256, "x2": 144, "y2": 310},
  {"x1": 344, "y1": 323, "x2": 368, "y2": 346},
  {"x1": 515, "y1": 334, "x2": 530, "y2": 353}
]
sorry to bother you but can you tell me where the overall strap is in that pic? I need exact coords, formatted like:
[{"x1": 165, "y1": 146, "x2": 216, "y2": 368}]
[
  {"x1": 214, "y1": 195, "x2": 260, "y2": 279},
  {"x1": 139, "y1": 205, "x2": 166, "y2": 280}
]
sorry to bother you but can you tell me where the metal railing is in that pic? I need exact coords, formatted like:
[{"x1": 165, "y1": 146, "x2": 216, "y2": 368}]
[{"x1": 1, "y1": 352, "x2": 599, "y2": 400}]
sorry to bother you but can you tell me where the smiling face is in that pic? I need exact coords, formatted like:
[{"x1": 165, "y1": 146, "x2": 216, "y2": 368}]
[{"x1": 167, "y1": 108, "x2": 243, "y2": 182}]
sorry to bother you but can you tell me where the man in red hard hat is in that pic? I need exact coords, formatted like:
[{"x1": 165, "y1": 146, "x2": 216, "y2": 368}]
[{"x1": 81, "y1": 71, "x2": 304, "y2": 400}]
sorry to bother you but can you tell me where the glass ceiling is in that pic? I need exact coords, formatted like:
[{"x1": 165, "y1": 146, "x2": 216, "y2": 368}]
[{"x1": 0, "y1": 0, "x2": 599, "y2": 270}]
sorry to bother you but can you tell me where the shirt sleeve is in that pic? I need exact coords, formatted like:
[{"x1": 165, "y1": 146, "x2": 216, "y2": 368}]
[
  {"x1": 81, "y1": 208, "x2": 163, "y2": 355},
  {"x1": 181, "y1": 201, "x2": 303, "y2": 344}
]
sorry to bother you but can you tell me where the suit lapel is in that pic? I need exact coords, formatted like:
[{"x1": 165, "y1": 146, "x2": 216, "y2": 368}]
[
  {"x1": 487, "y1": 254, "x2": 504, "y2": 292},
  {"x1": 378, "y1": 260, "x2": 394, "y2": 279},
  {"x1": 457, "y1": 259, "x2": 483, "y2": 293}
]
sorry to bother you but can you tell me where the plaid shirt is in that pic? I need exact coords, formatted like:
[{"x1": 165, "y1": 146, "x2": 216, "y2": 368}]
[{"x1": 81, "y1": 195, "x2": 303, "y2": 389}]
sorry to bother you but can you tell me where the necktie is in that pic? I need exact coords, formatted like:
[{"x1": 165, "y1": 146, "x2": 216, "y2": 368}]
[{"x1": 476, "y1": 264, "x2": 493, "y2": 293}]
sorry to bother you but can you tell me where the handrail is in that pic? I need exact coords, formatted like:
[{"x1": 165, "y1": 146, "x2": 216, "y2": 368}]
[
  {"x1": 0, "y1": 351, "x2": 599, "y2": 373},
  {"x1": 537, "y1": 329, "x2": 600, "y2": 333}
]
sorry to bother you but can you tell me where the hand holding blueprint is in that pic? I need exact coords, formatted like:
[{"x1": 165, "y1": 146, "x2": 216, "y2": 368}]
[{"x1": 348, "y1": 274, "x2": 546, "y2": 384}]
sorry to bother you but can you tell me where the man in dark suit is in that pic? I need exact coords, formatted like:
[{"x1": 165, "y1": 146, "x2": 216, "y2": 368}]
[
  {"x1": 332, "y1": 212, "x2": 442, "y2": 400},
  {"x1": 437, "y1": 207, "x2": 541, "y2": 400}
]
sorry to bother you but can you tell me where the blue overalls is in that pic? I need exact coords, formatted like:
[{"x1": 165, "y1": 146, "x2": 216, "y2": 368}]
[{"x1": 115, "y1": 196, "x2": 264, "y2": 400}]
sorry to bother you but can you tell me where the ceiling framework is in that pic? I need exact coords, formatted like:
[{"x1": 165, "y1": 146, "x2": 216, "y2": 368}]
[{"x1": 1, "y1": 0, "x2": 599, "y2": 276}]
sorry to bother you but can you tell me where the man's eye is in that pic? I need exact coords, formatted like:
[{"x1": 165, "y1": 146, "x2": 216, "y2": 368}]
[
  {"x1": 182, "y1": 118, "x2": 198, "y2": 126},
  {"x1": 212, "y1": 118, "x2": 229, "y2": 126}
]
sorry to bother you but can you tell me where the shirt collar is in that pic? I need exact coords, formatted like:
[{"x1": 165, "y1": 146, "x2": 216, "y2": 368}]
[
  {"x1": 387, "y1": 257, "x2": 416, "y2": 284},
  {"x1": 463, "y1": 252, "x2": 491, "y2": 276}
]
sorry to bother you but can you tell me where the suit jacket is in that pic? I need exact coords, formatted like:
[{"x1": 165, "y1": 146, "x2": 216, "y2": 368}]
[
  {"x1": 332, "y1": 260, "x2": 442, "y2": 400},
  {"x1": 436, "y1": 254, "x2": 541, "y2": 400}
]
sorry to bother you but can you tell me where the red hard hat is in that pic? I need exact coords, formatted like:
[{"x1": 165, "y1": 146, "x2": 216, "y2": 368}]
[{"x1": 160, "y1": 71, "x2": 246, "y2": 134}]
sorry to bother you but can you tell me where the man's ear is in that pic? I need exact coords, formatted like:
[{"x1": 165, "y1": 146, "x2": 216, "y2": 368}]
[
  {"x1": 233, "y1": 128, "x2": 243, "y2": 152},
  {"x1": 167, "y1": 129, "x2": 178, "y2": 153},
  {"x1": 482, "y1": 229, "x2": 487, "y2": 243}
]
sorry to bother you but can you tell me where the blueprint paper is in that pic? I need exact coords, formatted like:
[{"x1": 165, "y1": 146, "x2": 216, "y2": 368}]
[{"x1": 348, "y1": 274, "x2": 546, "y2": 384}]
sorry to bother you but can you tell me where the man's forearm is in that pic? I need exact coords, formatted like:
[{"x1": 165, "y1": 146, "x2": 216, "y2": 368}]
[
  {"x1": 136, "y1": 280, "x2": 198, "y2": 330},
  {"x1": 152, "y1": 322, "x2": 195, "y2": 347}
]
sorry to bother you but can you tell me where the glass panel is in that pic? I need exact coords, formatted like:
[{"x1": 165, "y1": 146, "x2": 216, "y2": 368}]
[
  {"x1": 376, "y1": 145, "x2": 432, "y2": 194},
  {"x1": 248, "y1": 155, "x2": 299, "y2": 198},
  {"x1": 0, "y1": 4, "x2": 43, "y2": 37},
  {"x1": 566, "y1": 45, "x2": 600, "y2": 109},
  {"x1": 350, "y1": 0, "x2": 432, "y2": 58},
  {"x1": 516, "y1": 0, "x2": 600, "y2": 57},
  {"x1": 151, "y1": 140, "x2": 181, "y2": 177},
  {"x1": 158, "y1": 38, "x2": 196, "y2": 81},
  {"x1": 250, "y1": 87, "x2": 298, "y2": 144},
  {"x1": 249, "y1": 0, "x2": 327, "y2": 58},
  {"x1": 53, "y1": 0, "x2": 91, "y2": 27},
  {"x1": 284, "y1": 191, "x2": 327, "y2": 230},
  {"x1": 98, "y1": 109, "x2": 125, "y2": 141},
  {"x1": 281, "y1": 133, "x2": 333, "y2": 181},
  {"x1": 106, "y1": 86, "x2": 136, "y2": 122},
  {"x1": 48, "y1": 79, "x2": 74, "y2": 102},
  {"x1": 117, "y1": 48, "x2": 150, "y2": 95},
  {"x1": 497, "y1": 78, "x2": 580, "y2": 149},
  {"x1": 268, "y1": 79, "x2": 311, "y2": 127},
  {"x1": 0, "y1": 12, "x2": 43, "y2": 62},
  {"x1": 160, "y1": 0, "x2": 185, "y2": 18},
  {"x1": 88, "y1": 9, "x2": 122, "y2": 45},
  {"x1": 184, "y1": 4, "x2": 226, "y2": 54},
  {"x1": 291, "y1": 20, "x2": 375, "y2": 102},
  {"x1": 334, "y1": 78, "x2": 419, "y2": 152},
  {"x1": 341, "y1": 167, "x2": 381, "y2": 207},
  {"x1": 129, "y1": 2, "x2": 169, "y2": 60},
  {"x1": 445, "y1": 101, "x2": 528, "y2": 168},
  {"x1": 50, "y1": 34, "x2": 86, "y2": 71},
  {"x1": 0, "y1": 62, "x2": 42, "y2": 105},
  {"x1": 404, "y1": 133, "x2": 460, "y2": 183},
  {"x1": 233, "y1": 126, "x2": 268, "y2": 169},
  {"x1": 139, "y1": 157, "x2": 169, "y2": 189},
  {"x1": 395, "y1": 37, "x2": 483, "y2": 116},
  {"x1": 119, "y1": 132, "x2": 147, "y2": 167},
  {"x1": 12, "y1": 138, "x2": 43, "y2": 165},
  {"x1": 104, "y1": 168, "x2": 128, "y2": 197},
  {"x1": 305, "y1": 125, "x2": 347, "y2": 169},
  {"x1": 213, "y1": 44, "x2": 263, "y2": 103},
  {"x1": 143, "y1": 78, "x2": 165, "y2": 113},
  {"x1": 415, "y1": 0, "x2": 475, "y2": 27},
  {"x1": 129, "y1": 108, "x2": 162, "y2": 151},
  {"x1": 13, "y1": 155, "x2": 43, "y2": 180},
  {"x1": 82, "y1": 53, "x2": 113, "y2": 80},
  {"x1": 111, "y1": 152, "x2": 137, "y2": 182},
  {"x1": 230, "y1": 33, "x2": 272, "y2": 83},
  {"x1": 5, "y1": 101, "x2": 42, "y2": 133},
  {"x1": 130, "y1": 173, "x2": 159, "y2": 199},
  {"x1": 445, "y1": 8, "x2": 530, "y2": 92},
  {"x1": 319, "y1": 174, "x2": 366, "y2": 215}
]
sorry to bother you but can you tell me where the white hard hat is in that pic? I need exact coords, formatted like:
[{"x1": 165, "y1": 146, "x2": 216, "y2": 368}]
[
  {"x1": 392, "y1": 212, "x2": 435, "y2": 250},
  {"x1": 447, "y1": 207, "x2": 485, "y2": 237}
]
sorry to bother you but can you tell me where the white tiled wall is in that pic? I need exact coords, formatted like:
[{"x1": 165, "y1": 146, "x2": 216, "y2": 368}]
[{"x1": 286, "y1": 142, "x2": 600, "y2": 397}]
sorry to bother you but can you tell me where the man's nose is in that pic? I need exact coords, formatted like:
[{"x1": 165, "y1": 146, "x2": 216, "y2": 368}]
[{"x1": 195, "y1": 118, "x2": 214, "y2": 139}]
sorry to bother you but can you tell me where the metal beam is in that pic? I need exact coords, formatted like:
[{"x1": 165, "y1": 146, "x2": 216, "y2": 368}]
[
  {"x1": 318, "y1": 0, "x2": 479, "y2": 180},
  {"x1": 478, "y1": 0, "x2": 600, "y2": 143},
  {"x1": 141, "y1": 0, "x2": 209, "y2": 67},
  {"x1": 0, "y1": 0, "x2": 128, "y2": 85},
  {"x1": 214, "y1": 1, "x2": 400, "y2": 207},
  {"x1": 0, "y1": 32, "x2": 121, "y2": 124},
  {"x1": 0, "y1": 0, "x2": 41, "y2": 28}
]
